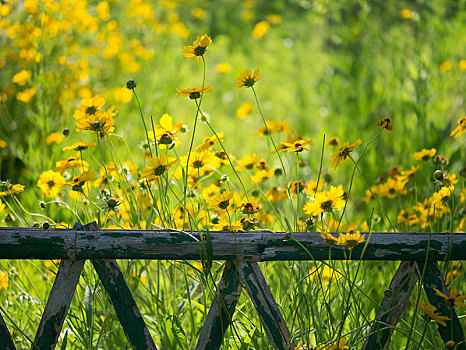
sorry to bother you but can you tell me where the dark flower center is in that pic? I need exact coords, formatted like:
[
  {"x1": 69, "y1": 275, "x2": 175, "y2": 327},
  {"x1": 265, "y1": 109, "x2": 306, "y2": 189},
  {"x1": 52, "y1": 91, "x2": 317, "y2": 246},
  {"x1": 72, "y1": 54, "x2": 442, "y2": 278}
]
[
  {"x1": 194, "y1": 46, "x2": 207, "y2": 56},
  {"x1": 153, "y1": 165, "x2": 166, "y2": 176},
  {"x1": 86, "y1": 106, "x2": 98, "y2": 115}
]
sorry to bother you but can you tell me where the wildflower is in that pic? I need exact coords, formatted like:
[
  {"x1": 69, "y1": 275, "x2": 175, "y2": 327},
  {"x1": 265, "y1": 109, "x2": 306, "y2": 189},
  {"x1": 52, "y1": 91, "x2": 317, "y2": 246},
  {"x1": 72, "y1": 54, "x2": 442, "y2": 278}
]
[
  {"x1": 16, "y1": 87, "x2": 36, "y2": 103},
  {"x1": 0, "y1": 271, "x2": 7, "y2": 290},
  {"x1": 236, "y1": 101, "x2": 253, "y2": 119},
  {"x1": 327, "y1": 136, "x2": 340, "y2": 147},
  {"x1": 241, "y1": 216, "x2": 258, "y2": 230},
  {"x1": 330, "y1": 139, "x2": 362, "y2": 170},
  {"x1": 12, "y1": 70, "x2": 31, "y2": 86},
  {"x1": 63, "y1": 142, "x2": 96, "y2": 152},
  {"x1": 399, "y1": 165, "x2": 420, "y2": 181},
  {"x1": 266, "y1": 186, "x2": 285, "y2": 202},
  {"x1": 303, "y1": 185, "x2": 345, "y2": 216},
  {"x1": 434, "y1": 286, "x2": 466, "y2": 307},
  {"x1": 414, "y1": 148, "x2": 436, "y2": 161},
  {"x1": 444, "y1": 173, "x2": 458, "y2": 186},
  {"x1": 0, "y1": 181, "x2": 25, "y2": 197},
  {"x1": 378, "y1": 177, "x2": 407, "y2": 198},
  {"x1": 236, "y1": 153, "x2": 261, "y2": 171},
  {"x1": 237, "y1": 202, "x2": 259, "y2": 215},
  {"x1": 460, "y1": 60, "x2": 466, "y2": 71},
  {"x1": 279, "y1": 138, "x2": 314, "y2": 153},
  {"x1": 175, "y1": 84, "x2": 213, "y2": 99},
  {"x1": 339, "y1": 231, "x2": 365, "y2": 250},
  {"x1": 432, "y1": 186, "x2": 454, "y2": 205},
  {"x1": 316, "y1": 337, "x2": 348, "y2": 350},
  {"x1": 397, "y1": 209, "x2": 419, "y2": 226},
  {"x1": 400, "y1": 9, "x2": 412, "y2": 19},
  {"x1": 45, "y1": 132, "x2": 63, "y2": 145},
  {"x1": 213, "y1": 218, "x2": 242, "y2": 231},
  {"x1": 75, "y1": 111, "x2": 116, "y2": 135},
  {"x1": 388, "y1": 165, "x2": 401, "y2": 178},
  {"x1": 73, "y1": 95, "x2": 106, "y2": 120},
  {"x1": 309, "y1": 265, "x2": 339, "y2": 284},
  {"x1": 182, "y1": 34, "x2": 212, "y2": 62},
  {"x1": 433, "y1": 154, "x2": 450, "y2": 165},
  {"x1": 306, "y1": 180, "x2": 323, "y2": 195},
  {"x1": 139, "y1": 155, "x2": 177, "y2": 182},
  {"x1": 65, "y1": 171, "x2": 97, "y2": 191},
  {"x1": 235, "y1": 68, "x2": 261, "y2": 88},
  {"x1": 450, "y1": 116, "x2": 465, "y2": 138},
  {"x1": 288, "y1": 181, "x2": 307, "y2": 196},
  {"x1": 252, "y1": 21, "x2": 270, "y2": 39},
  {"x1": 196, "y1": 133, "x2": 223, "y2": 151},
  {"x1": 321, "y1": 231, "x2": 340, "y2": 246},
  {"x1": 126, "y1": 80, "x2": 137, "y2": 90},
  {"x1": 56, "y1": 156, "x2": 89, "y2": 174},
  {"x1": 114, "y1": 87, "x2": 132, "y2": 103},
  {"x1": 0, "y1": 140, "x2": 6, "y2": 149},
  {"x1": 377, "y1": 117, "x2": 392, "y2": 132},
  {"x1": 37, "y1": 171, "x2": 65, "y2": 198},
  {"x1": 255, "y1": 120, "x2": 291, "y2": 137},
  {"x1": 418, "y1": 300, "x2": 450, "y2": 327},
  {"x1": 439, "y1": 61, "x2": 452, "y2": 73},
  {"x1": 215, "y1": 63, "x2": 232, "y2": 73},
  {"x1": 208, "y1": 190, "x2": 235, "y2": 210}
]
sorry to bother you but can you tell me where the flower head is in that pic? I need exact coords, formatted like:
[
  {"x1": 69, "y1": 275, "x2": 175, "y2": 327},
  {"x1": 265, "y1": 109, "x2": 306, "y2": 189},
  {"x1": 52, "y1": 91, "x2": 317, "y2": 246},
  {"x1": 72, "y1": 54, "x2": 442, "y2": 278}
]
[
  {"x1": 414, "y1": 148, "x2": 436, "y2": 161},
  {"x1": 235, "y1": 68, "x2": 261, "y2": 88},
  {"x1": 139, "y1": 155, "x2": 177, "y2": 182},
  {"x1": 279, "y1": 138, "x2": 314, "y2": 153},
  {"x1": 339, "y1": 231, "x2": 365, "y2": 250},
  {"x1": 63, "y1": 142, "x2": 96, "y2": 152},
  {"x1": 377, "y1": 117, "x2": 392, "y2": 132},
  {"x1": 37, "y1": 171, "x2": 65, "y2": 198},
  {"x1": 434, "y1": 286, "x2": 466, "y2": 307},
  {"x1": 303, "y1": 185, "x2": 345, "y2": 216},
  {"x1": 208, "y1": 189, "x2": 235, "y2": 210},
  {"x1": 418, "y1": 299, "x2": 450, "y2": 327},
  {"x1": 176, "y1": 84, "x2": 213, "y2": 100},
  {"x1": 330, "y1": 139, "x2": 362, "y2": 170},
  {"x1": 65, "y1": 171, "x2": 97, "y2": 191},
  {"x1": 182, "y1": 34, "x2": 212, "y2": 62},
  {"x1": 450, "y1": 116, "x2": 465, "y2": 138},
  {"x1": 321, "y1": 231, "x2": 340, "y2": 246},
  {"x1": 0, "y1": 180, "x2": 25, "y2": 197}
]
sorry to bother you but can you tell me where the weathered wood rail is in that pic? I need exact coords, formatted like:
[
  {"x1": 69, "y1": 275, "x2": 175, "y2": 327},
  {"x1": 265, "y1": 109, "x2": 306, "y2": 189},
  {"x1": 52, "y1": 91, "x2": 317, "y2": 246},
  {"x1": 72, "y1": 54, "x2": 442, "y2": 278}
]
[{"x1": 0, "y1": 223, "x2": 465, "y2": 350}]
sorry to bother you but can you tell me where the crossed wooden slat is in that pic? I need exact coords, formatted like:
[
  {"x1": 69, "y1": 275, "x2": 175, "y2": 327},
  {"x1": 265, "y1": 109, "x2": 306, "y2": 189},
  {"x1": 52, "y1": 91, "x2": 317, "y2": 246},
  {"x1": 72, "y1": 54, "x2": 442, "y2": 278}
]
[{"x1": 0, "y1": 223, "x2": 464, "y2": 349}]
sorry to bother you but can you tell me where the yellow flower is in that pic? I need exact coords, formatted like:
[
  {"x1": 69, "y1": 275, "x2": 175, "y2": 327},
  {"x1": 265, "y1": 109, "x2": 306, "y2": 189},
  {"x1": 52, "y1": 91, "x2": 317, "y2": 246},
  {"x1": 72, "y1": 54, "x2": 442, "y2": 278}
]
[
  {"x1": 306, "y1": 180, "x2": 323, "y2": 195},
  {"x1": 397, "y1": 209, "x2": 419, "y2": 226},
  {"x1": 378, "y1": 177, "x2": 408, "y2": 198},
  {"x1": 113, "y1": 87, "x2": 133, "y2": 103},
  {"x1": 434, "y1": 286, "x2": 466, "y2": 307},
  {"x1": 192, "y1": 7, "x2": 206, "y2": 19},
  {"x1": 75, "y1": 108, "x2": 116, "y2": 135},
  {"x1": 208, "y1": 190, "x2": 235, "y2": 210},
  {"x1": 315, "y1": 337, "x2": 348, "y2": 350},
  {"x1": 321, "y1": 231, "x2": 340, "y2": 246},
  {"x1": 236, "y1": 101, "x2": 253, "y2": 119},
  {"x1": 414, "y1": 148, "x2": 436, "y2": 161},
  {"x1": 182, "y1": 34, "x2": 212, "y2": 62},
  {"x1": 0, "y1": 271, "x2": 8, "y2": 290},
  {"x1": 327, "y1": 136, "x2": 340, "y2": 147},
  {"x1": 330, "y1": 139, "x2": 362, "y2": 170},
  {"x1": 56, "y1": 156, "x2": 89, "y2": 174},
  {"x1": 303, "y1": 185, "x2": 345, "y2": 216},
  {"x1": 235, "y1": 68, "x2": 261, "y2": 88},
  {"x1": 252, "y1": 21, "x2": 270, "y2": 39},
  {"x1": 196, "y1": 133, "x2": 223, "y2": 151},
  {"x1": 175, "y1": 84, "x2": 213, "y2": 99},
  {"x1": 279, "y1": 138, "x2": 314, "y2": 152},
  {"x1": 309, "y1": 265, "x2": 340, "y2": 284},
  {"x1": 0, "y1": 140, "x2": 7, "y2": 149},
  {"x1": 418, "y1": 299, "x2": 450, "y2": 327},
  {"x1": 237, "y1": 201, "x2": 259, "y2": 215},
  {"x1": 139, "y1": 155, "x2": 177, "y2": 182},
  {"x1": 0, "y1": 181, "x2": 25, "y2": 197},
  {"x1": 73, "y1": 94, "x2": 106, "y2": 121},
  {"x1": 16, "y1": 87, "x2": 36, "y2": 103},
  {"x1": 65, "y1": 171, "x2": 97, "y2": 188},
  {"x1": 460, "y1": 60, "x2": 466, "y2": 71},
  {"x1": 213, "y1": 218, "x2": 242, "y2": 231},
  {"x1": 377, "y1": 117, "x2": 392, "y2": 132},
  {"x1": 439, "y1": 60, "x2": 452, "y2": 73},
  {"x1": 184, "y1": 150, "x2": 220, "y2": 174},
  {"x1": 254, "y1": 120, "x2": 291, "y2": 136},
  {"x1": 37, "y1": 170, "x2": 65, "y2": 198},
  {"x1": 450, "y1": 117, "x2": 465, "y2": 138},
  {"x1": 12, "y1": 70, "x2": 32, "y2": 86},
  {"x1": 400, "y1": 9, "x2": 412, "y2": 19},
  {"x1": 215, "y1": 63, "x2": 232, "y2": 73},
  {"x1": 266, "y1": 186, "x2": 285, "y2": 202},
  {"x1": 62, "y1": 142, "x2": 96, "y2": 151},
  {"x1": 45, "y1": 132, "x2": 63, "y2": 145},
  {"x1": 339, "y1": 231, "x2": 365, "y2": 250},
  {"x1": 432, "y1": 186, "x2": 454, "y2": 204}
]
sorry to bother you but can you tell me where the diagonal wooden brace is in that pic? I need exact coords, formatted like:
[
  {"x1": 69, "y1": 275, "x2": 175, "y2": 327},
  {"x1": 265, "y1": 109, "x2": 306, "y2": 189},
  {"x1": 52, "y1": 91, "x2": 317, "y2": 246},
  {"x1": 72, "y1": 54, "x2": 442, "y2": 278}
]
[
  {"x1": 195, "y1": 261, "x2": 242, "y2": 350},
  {"x1": 0, "y1": 309, "x2": 16, "y2": 350},
  {"x1": 237, "y1": 261, "x2": 295, "y2": 350},
  {"x1": 92, "y1": 259, "x2": 157, "y2": 350},
  {"x1": 362, "y1": 261, "x2": 418, "y2": 350},
  {"x1": 416, "y1": 261, "x2": 466, "y2": 349}
]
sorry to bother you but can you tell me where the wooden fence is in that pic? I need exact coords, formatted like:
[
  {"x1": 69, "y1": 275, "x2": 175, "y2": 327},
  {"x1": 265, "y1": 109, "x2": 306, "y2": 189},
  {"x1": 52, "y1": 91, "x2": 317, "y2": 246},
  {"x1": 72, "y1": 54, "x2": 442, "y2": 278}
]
[{"x1": 0, "y1": 222, "x2": 465, "y2": 350}]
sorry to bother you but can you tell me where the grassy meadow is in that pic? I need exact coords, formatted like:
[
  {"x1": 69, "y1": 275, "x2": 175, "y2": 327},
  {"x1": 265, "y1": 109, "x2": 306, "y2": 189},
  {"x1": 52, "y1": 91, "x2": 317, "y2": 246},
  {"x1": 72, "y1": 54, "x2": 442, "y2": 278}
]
[{"x1": 0, "y1": 0, "x2": 465, "y2": 348}]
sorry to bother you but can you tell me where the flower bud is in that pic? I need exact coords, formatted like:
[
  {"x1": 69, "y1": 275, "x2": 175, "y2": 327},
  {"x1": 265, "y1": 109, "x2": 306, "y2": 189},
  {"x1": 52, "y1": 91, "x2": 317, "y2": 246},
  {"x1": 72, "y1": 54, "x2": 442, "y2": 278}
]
[
  {"x1": 433, "y1": 169, "x2": 444, "y2": 181},
  {"x1": 62, "y1": 128, "x2": 70, "y2": 137},
  {"x1": 126, "y1": 79, "x2": 137, "y2": 90}
]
